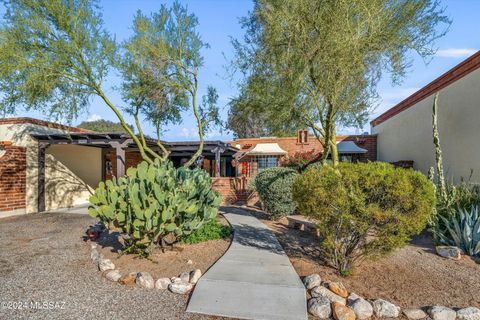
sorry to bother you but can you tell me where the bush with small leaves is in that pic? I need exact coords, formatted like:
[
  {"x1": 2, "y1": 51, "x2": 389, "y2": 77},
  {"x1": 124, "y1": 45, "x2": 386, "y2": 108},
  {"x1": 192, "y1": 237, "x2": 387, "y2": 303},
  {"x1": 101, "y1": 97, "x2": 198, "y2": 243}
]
[
  {"x1": 293, "y1": 162, "x2": 435, "y2": 275},
  {"x1": 254, "y1": 167, "x2": 298, "y2": 219}
]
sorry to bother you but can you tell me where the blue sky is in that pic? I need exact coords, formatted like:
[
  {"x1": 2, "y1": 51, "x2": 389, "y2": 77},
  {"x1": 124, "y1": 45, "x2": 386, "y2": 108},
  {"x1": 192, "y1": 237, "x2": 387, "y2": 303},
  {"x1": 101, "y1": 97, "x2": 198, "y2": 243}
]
[{"x1": 7, "y1": 0, "x2": 480, "y2": 140}]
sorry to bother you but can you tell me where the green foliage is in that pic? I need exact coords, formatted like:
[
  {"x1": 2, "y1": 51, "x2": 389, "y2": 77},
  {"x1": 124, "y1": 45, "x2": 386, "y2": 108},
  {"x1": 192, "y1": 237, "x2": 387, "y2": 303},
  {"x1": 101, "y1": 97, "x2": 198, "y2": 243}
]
[
  {"x1": 0, "y1": 0, "x2": 217, "y2": 165},
  {"x1": 181, "y1": 219, "x2": 232, "y2": 244},
  {"x1": 77, "y1": 119, "x2": 134, "y2": 133},
  {"x1": 0, "y1": 0, "x2": 116, "y2": 123},
  {"x1": 254, "y1": 167, "x2": 298, "y2": 219},
  {"x1": 88, "y1": 159, "x2": 222, "y2": 256},
  {"x1": 229, "y1": 0, "x2": 450, "y2": 165},
  {"x1": 435, "y1": 206, "x2": 480, "y2": 257},
  {"x1": 293, "y1": 162, "x2": 435, "y2": 275}
]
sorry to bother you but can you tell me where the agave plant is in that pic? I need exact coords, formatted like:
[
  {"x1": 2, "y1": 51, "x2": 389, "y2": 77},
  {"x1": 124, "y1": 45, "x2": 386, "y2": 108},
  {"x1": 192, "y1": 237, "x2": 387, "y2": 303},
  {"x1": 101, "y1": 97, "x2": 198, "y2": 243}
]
[{"x1": 436, "y1": 206, "x2": 480, "y2": 256}]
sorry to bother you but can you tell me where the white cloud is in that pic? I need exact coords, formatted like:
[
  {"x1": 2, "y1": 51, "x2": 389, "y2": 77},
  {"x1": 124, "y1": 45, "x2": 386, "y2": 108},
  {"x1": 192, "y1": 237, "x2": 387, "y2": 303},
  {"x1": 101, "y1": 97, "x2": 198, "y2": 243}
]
[
  {"x1": 436, "y1": 48, "x2": 477, "y2": 58},
  {"x1": 179, "y1": 127, "x2": 197, "y2": 139},
  {"x1": 86, "y1": 114, "x2": 103, "y2": 122}
]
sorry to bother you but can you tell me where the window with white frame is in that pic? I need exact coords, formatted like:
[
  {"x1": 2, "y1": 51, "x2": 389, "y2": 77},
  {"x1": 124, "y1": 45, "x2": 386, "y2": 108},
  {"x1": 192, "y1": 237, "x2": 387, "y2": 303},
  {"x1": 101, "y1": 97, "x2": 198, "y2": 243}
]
[{"x1": 254, "y1": 155, "x2": 278, "y2": 171}]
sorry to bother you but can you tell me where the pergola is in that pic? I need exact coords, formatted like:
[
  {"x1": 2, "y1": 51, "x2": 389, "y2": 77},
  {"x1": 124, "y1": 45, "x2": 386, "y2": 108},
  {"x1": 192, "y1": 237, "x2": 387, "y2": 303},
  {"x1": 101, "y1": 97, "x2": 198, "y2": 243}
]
[{"x1": 31, "y1": 132, "x2": 238, "y2": 211}]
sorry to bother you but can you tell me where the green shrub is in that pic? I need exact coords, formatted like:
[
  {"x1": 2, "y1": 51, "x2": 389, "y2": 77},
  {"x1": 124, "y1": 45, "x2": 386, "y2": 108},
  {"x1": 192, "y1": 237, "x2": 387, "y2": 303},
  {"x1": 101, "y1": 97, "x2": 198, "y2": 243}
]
[
  {"x1": 181, "y1": 219, "x2": 232, "y2": 244},
  {"x1": 254, "y1": 167, "x2": 298, "y2": 219},
  {"x1": 293, "y1": 162, "x2": 435, "y2": 275},
  {"x1": 88, "y1": 159, "x2": 222, "y2": 256},
  {"x1": 435, "y1": 206, "x2": 480, "y2": 256}
]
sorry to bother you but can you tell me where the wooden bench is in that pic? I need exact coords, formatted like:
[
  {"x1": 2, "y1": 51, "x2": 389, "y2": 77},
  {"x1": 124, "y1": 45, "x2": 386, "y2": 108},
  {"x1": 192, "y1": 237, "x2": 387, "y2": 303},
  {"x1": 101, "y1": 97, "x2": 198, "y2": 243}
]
[{"x1": 286, "y1": 215, "x2": 320, "y2": 237}]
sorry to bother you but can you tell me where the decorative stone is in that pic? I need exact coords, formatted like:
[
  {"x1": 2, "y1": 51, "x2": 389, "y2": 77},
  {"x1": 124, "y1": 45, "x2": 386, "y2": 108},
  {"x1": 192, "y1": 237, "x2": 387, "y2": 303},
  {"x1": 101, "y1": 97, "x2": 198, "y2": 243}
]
[
  {"x1": 347, "y1": 293, "x2": 362, "y2": 305},
  {"x1": 179, "y1": 272, "x2": 190, "y2": 283},
  {"x1": 187, "y1": 259, "x2": 193, "y2": 265},
  {"x1": 428, "y1": 306, "x2": 456, "y2": 320},
  {"x1": 171, "y1": 277, "x2": 182, "y2": 284},
  {"x1": 307, "y1": 297, "x2": 331, "y2": 319},
  {"x1": 457, "y1": 307, "x2": 480, "y2": 320},
  {"x1": 436, "y1": 246, "x2": 461, "y2": 260},
  {"x1": 303, "y1": 274, "x2": 322, "y2": 290},
  {"x1": 98, "y1": 258, "x2": 115, "y2": 272},
  {"x1": 332, "y1": 301, "x2": 356, "y2": 320},
  {"x1": 168, "y1": 281, "x2": 193, "y2": 294},
  {"x1": 90, "y1": 249, "x2": 102, "y2": 263},
  {"x1": 105, "y1": 269, "x2": 122, "y2": 282},
  {"x1": 348, "y1": 297, "x2": 373, "y2": 320},
  {"x1": 403, "y1": 308, "x2": 428, "y2": 320},
  {"x1": 136, "y1": 272, "x2": 154, "y2": 289},
  {"x1": 328, "y1": 281, "x2": 349, "y2": 298},
  {"x1": 372, "y1": 299, "x2": 401, "y2": 318},
  {"x1": 119, "y1": 272, "x2": 137, "y2": 285},
  {"x1": 189, "y1": 269, "x2": 202, "y2": 284},
  {"x1": 155, "y1": 278, "x2": 171, "y2": 290},
  {"x1": 311, "y1": 286, "x2": 346, "y2": 305}
]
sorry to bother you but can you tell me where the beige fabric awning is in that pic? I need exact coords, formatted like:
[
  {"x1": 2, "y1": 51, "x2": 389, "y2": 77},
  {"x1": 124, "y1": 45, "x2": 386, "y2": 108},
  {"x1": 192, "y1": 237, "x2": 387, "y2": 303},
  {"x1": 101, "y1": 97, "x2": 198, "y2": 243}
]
[{"x1": 245, "y1": 143, "x2": 288, "y2": 156}]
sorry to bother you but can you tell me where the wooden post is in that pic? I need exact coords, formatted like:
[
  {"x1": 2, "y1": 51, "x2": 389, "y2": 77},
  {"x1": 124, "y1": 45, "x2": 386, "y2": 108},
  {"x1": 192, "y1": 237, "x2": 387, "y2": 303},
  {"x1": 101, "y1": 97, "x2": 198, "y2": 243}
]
[
  {"x1": 37, "y1": 144, "x2": 47, "y2": 212},
  {"x1": 110, "y1": 139, "x2": 131, "y2": 178},
  {"x1": 212, "y1": 146, "x2": 225, "y2": 177}
]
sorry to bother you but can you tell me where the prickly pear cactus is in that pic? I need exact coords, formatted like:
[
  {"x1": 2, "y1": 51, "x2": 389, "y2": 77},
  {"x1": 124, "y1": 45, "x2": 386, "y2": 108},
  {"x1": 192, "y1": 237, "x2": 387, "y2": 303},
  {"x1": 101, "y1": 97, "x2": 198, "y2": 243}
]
[{"x1": 88, "y1": 159, "x2": 222, "y2": 255}]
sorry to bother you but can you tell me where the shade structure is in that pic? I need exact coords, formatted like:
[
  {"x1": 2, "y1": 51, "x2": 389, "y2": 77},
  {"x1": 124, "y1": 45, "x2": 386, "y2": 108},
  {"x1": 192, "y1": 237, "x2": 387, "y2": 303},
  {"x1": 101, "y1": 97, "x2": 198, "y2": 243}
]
[
  {"x1": 246, "y1": 143, "x2": 288, "y2": 156},
  {"x1": 337, "y1": 141, "x2": 367, "y2": 154}
]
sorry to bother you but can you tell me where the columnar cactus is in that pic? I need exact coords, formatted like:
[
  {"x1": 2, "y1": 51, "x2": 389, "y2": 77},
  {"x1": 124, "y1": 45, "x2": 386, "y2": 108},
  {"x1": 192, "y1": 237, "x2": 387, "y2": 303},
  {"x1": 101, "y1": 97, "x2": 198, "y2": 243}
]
[{"x1": 88, "y1": 159, "x2": 222, "y2": 255}]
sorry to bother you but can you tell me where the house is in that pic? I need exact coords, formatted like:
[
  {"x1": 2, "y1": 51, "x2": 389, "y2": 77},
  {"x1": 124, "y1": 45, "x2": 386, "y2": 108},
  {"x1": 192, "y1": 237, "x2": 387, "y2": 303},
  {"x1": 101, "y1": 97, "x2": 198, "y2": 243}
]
[
  {"x1": 371, "y1": 51, "x2": 480, "y2": 183},
  {"x1": 231, "y1": 132, "x2": 377, "y2": 177},
  {"x1": 0, "y1": 117, "x2": 238, "y2": 216}
]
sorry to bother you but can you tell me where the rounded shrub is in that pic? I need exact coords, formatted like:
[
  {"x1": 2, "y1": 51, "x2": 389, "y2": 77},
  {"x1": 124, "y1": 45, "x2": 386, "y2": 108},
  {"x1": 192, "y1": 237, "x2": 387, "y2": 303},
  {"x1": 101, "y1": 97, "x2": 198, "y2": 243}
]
[
  {"x1": 88, "y1": 159, "x2": 222, "y2": 256},
  {"x1": 293, "y1": 161, "x2": 435, "y2": 275},
  {"x1": 254, "y1": 167, "x2": 298, "y2": 219}
]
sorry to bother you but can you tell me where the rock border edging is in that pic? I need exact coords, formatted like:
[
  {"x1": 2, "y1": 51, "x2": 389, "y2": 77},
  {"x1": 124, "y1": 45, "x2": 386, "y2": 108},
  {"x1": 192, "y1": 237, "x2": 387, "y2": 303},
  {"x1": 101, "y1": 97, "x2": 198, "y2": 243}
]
[{"x1": 304, "y1": 273, "x2": 480, "y2": 320}]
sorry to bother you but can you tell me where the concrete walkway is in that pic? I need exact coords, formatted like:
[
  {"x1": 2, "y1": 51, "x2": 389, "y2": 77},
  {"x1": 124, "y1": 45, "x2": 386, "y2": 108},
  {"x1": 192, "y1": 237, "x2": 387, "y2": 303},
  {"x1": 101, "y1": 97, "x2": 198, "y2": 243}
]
[{"x1": 187, "y1": 207, "x2": 307, "y2": 320}]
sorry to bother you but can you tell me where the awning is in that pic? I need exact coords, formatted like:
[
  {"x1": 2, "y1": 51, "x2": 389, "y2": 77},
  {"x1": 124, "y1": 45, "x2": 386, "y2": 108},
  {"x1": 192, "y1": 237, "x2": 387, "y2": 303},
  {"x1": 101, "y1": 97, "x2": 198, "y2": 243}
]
[
  {"x1": 337, "y1": 141, "x2": 367, "y2": 154},
  {"x1": 246, "y1": 143, "x2": 288, "y2": 156}
]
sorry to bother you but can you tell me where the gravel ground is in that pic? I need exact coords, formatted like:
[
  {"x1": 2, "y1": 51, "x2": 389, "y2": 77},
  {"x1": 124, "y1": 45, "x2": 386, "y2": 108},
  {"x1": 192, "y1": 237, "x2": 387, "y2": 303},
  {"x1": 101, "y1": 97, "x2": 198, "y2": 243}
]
[
  {"x1": 245, "y1": 207, "x2": 480, "y2": 309},
  {"x1": 0, "y1": 212, "x2": 228, "y2": 320}
]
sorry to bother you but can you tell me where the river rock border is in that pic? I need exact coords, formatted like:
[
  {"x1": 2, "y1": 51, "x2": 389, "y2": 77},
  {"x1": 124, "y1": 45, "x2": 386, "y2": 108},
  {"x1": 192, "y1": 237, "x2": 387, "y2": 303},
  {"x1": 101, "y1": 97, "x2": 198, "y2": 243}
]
[
  {"x1": 303, "y1": 273, "x2": 480, "y2": 320},
  {"x1": 89, "y1": 243, "x2": 201, "y2": 295}
]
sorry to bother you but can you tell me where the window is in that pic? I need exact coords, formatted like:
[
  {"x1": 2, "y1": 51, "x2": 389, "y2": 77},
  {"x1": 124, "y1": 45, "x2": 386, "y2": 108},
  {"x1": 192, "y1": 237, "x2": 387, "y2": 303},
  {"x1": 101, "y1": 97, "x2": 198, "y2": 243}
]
[{"x1": 254, "y1": 156, "x2": 278, "y2": 172}]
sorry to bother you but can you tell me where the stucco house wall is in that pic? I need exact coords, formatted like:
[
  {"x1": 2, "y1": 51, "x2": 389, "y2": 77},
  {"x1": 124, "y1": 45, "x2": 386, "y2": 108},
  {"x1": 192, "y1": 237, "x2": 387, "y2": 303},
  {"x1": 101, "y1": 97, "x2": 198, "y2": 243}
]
[
  {"x1": 45, "y1": 145, "x2": 102, "y2": 210},
  {"x1": 371, "y1": 54, "x2": 480, "y2": 183}
]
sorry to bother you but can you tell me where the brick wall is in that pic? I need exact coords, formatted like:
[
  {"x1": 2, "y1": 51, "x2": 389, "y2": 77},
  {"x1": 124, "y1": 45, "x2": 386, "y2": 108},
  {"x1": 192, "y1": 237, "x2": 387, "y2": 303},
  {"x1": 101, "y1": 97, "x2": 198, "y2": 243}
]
[
  {"x1": 211, "y1": 177, "x2": 258, "y2": 205},
  {"x1": 0, "y1": 141, "x2": 26, "y2": 212},
  {"x1": 231, "y1": 134, "x2": 377, "y2": 162}
]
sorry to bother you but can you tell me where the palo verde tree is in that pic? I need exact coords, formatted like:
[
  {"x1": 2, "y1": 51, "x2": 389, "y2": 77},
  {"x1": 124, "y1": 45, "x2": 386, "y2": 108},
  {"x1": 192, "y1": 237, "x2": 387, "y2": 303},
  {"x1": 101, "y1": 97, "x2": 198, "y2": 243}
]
[
  {"x1": 230, "y1": 0, "x2": 450, "y2": 166},
  {"x1": 121, "y1": 4, "x2": 221, "y2": 166},
  {"x1": 0, "y1": 0, "x2": 218, "y2": 166}
]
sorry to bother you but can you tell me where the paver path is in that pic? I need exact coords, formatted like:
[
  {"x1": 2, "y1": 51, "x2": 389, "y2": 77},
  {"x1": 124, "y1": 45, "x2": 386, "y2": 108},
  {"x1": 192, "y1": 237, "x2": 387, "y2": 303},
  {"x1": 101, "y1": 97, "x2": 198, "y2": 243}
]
[{"x1": 187, "y1": 207, "x2": 307, "y2": 320}]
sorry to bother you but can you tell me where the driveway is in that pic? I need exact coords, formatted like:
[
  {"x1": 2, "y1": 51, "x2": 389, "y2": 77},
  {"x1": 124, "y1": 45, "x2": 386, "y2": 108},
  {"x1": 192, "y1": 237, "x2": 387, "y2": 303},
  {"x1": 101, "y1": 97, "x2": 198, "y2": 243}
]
[{"x1": 0, "y1": 211, "x2": 223, "y2": 320}]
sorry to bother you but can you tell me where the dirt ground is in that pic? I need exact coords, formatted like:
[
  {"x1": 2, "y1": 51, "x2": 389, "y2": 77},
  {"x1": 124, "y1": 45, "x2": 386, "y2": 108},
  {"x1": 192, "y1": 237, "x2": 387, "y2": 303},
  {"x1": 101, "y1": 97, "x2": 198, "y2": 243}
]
[
  {"x1": 96, "y1": 215, "x2": 231, "y2": 279},
  {"x1": 244, "y1": 206, "x2": 480, "y2": 309},
  {"x1": 0, "y1": 211, "x2": 231, "y2": 320}
]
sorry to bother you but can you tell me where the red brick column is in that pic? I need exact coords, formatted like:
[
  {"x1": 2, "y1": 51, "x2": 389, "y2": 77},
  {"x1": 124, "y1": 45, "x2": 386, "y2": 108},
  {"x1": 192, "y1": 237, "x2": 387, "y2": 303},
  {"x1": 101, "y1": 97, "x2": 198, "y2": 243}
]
[{"x1": 0, "y1": 141, "x2": 27, "y2": 212}]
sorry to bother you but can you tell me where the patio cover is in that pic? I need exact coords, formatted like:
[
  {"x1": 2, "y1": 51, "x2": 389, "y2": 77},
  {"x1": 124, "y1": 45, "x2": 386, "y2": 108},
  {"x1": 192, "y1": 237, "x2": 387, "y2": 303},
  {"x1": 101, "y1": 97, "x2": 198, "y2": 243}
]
[
  {"x1": 337, "y1": 141, "x2": 367, "y2": 154},
  {"x1": 245, "y1": 143, "x2": 288, "y2": 156}
]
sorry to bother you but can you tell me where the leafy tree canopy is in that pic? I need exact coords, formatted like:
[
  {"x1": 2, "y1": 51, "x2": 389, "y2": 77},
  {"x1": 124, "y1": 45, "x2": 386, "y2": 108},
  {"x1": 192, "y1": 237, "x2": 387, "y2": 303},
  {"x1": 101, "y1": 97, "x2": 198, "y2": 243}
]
[
  {"x1": 0, "y1": 0, "x2": 219, "y2": 166},
  {"x1": 77, "y1": 119, "x2": 134, "y2": 133},
  {"x1": 230, "y1": 0, "x2": 450, "y2": 165}
]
